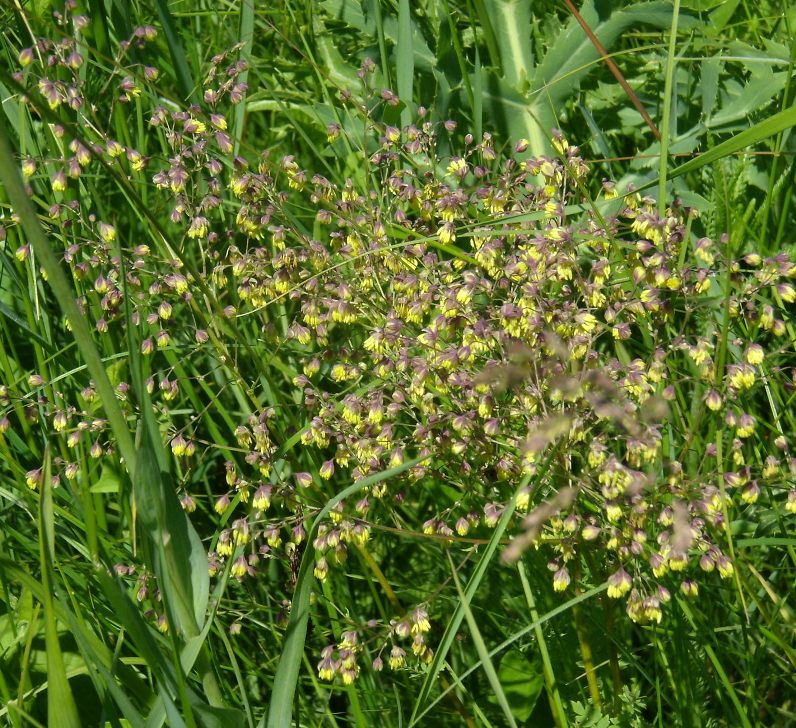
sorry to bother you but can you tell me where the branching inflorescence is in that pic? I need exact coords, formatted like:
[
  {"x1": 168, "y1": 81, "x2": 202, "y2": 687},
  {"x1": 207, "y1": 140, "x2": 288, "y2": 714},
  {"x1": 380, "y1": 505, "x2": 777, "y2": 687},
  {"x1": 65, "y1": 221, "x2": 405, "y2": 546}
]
[{"x1": 4, "y1": 6, "x2": 796, "y2": 685}]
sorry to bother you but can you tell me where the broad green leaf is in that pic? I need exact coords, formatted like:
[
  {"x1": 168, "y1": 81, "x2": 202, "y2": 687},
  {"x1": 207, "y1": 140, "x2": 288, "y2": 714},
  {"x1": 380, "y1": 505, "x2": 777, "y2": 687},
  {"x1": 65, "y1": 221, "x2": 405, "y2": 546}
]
[
  {"x1": 707, "y1": 48, "x2": 787, "y2": 128},
  {"x1": 90, "y1": 463, "x2": 122, "y2": 494},
  {"x1": 680, "y1": 0, "x2": 727, "y2": 8},
  {"x1": 134, "y1": 414, "x2": 208, "y2": 636},
  {"x1": 321, "y1": 0, "x2": 435, "y2": 71},
  {"x1": 494, "y1": 650, "x2": 544, "y2": 722},
  {"x1": 313, "y1": 14, "x2": 362, "y2": 91},
  {"x1": 484, "y1": 0, "x2": 534, "y2": 88},
  {"x1": 485, "y1": 1, "x2": 698, "y2": 154},
  {"x1": 700, "y1": 57, "x2": 722, "y2": 118}
]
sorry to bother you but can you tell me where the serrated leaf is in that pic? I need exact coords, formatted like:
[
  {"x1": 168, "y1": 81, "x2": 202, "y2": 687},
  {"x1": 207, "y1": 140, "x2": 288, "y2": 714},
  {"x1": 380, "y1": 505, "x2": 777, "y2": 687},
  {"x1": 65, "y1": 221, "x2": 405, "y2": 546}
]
[
  {"x1": 321, "y1": 0, "x2": 435, "y2": 71},
  {"x1": 485, "y1": 1, "x2": 698, "y2": 154},
  {"x1": 485, "y1": 0, "x2": 534, "y2": 88}
]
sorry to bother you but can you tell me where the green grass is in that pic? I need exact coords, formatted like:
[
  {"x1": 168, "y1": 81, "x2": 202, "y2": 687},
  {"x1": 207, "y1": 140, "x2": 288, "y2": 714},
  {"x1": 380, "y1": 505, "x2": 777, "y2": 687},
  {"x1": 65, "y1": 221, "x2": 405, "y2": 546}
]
[{"x1": 0, "y1": 1, "x2": 795, "y2": 726}]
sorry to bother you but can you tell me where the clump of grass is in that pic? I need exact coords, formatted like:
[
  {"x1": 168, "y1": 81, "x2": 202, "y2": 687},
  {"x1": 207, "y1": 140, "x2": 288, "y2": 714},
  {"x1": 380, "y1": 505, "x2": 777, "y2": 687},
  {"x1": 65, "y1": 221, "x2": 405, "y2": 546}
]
[{"x1": 0, "y1": 3, "x2": 794, "y2": 727}]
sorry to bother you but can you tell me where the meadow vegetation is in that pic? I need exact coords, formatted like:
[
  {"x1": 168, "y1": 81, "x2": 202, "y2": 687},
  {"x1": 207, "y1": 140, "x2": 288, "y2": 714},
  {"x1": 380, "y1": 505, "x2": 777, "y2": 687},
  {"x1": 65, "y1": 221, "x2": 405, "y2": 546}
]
[{"x1": 0, "y1": 1, "x2": 795, "y2": 726}]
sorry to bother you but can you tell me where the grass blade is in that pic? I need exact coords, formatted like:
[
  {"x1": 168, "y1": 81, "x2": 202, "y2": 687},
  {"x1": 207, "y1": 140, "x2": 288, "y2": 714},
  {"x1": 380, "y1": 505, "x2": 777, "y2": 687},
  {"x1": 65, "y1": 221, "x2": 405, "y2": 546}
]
[
  {"x1": 631, "y1": 104, "x2": 796, "y2": 196},
  {"x1": 0, "y1": 117, "x2": 138, "y2": 481},
  {"x1": 518, "y1": 563, "x2": 568, "y2": 728},
  {"x1": 447, "y1": 551, "x2": 518, "y2": 728},
  {"x1": 154, "y1": 0, "x2": 196, "y2": 103},
  {"x1": 397, "y1": 0, "x2": 414, "y2": 128},
  {"x1": 658, "y1": 0, "x2": 681, "y2": 214},
  {"x1": 407, "y1": 454, "x2": 547, "y2": 725},
  {"x1": 677, "y1": 598, "x2": 753, "y2": 728},
  {"x1": 38, "y1": 452, "x2": 81, "y2": 728},
  {"x1": 412, "y1": 584, "x2": 607, "y2": 724},
  {"x1": 232, "y1": 0, "x2": 254, "y2": 157}
]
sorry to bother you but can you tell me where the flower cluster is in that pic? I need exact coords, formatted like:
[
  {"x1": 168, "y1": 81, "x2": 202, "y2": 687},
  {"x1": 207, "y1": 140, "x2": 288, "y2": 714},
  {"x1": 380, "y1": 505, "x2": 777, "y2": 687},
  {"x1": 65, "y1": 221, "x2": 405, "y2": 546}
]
[{"x1": 3, "y1": 19, "x2": 795, "y2": 682}]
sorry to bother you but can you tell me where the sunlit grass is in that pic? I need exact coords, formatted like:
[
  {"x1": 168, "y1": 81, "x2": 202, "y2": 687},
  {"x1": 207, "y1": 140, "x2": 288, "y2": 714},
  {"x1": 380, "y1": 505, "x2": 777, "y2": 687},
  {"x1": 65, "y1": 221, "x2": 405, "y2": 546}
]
[{"x1": 0, "y1": 2, "x2": 794, "y2": 727}]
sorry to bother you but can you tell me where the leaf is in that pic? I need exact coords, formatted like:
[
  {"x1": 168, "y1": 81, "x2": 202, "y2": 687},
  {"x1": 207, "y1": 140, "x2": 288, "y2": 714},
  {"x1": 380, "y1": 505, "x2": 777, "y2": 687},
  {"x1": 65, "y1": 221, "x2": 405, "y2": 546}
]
[
  {"x1": 494, "y1": 650, "x2": 544, "y2": 722},
  {"x1": 448, "y1": 552, "x2": 518, "y2": 728},
  {"x1": 410, "y1": 584, "x2": 608, "y2": 724},
  {"x1": 154, "y1": 0, "x2": 196, "y2": 103},
  {"x1": 312, "y1": 14, "x2": 362, "y2": 91},
  {"x1": 39, "y1": 454, "x2": 81, "y2": 728},
  {"x1": 707, "y1": 45, "x2": 787, "y2": 127},
  {"x1": 396, "y1": 0, "x2": 414, "y2": 127},
  {"x1": 484, "y1": 0, "x2": 534, "y2": 88},
  {"x1": 700, "y1": 57, "x2": 721, "y2": 118},
  {"x1": 90, "y1": 463, "x2": 122, "y2": 494},
  {"x1": 321, "y1": 0, "x2": 436, "y2": 71},
  {"x1": 483, "y1": 1, "x2": 698, "y2": 154},
  {"x1": 0, "y1": 108, "x2": 138, "y2": 484},
  {"x1": 637, "y1": 104, "x2": 796, "y2": 189},
  {"x1": 408, "y1": 454, "x2": 546, "y2": 724},
  {"x1": 232, "y1": 0, "x2": 254, "y2": 157},
  {"x1": 134, "y1": 413, "x2": 208, "y2": 636},
  {"x1": 0, "y1": 300, "x2": 52, "y2": 350}
]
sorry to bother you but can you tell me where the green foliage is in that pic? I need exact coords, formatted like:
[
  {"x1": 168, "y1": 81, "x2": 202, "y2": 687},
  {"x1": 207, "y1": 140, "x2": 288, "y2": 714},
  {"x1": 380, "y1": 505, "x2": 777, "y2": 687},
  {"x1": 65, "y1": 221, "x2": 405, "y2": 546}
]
[{"x1": 0, "y1": 1, "x2": 794, "y2": 727}]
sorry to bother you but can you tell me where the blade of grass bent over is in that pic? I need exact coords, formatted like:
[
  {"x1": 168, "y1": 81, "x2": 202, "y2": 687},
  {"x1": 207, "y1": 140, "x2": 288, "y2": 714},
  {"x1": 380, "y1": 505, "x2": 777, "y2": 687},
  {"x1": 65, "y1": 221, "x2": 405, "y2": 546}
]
[
  {"x1": 263, "y1": 456, "x2": 426, "y2": 728},
  {"x1": 447, "y1": 551, "x2": 518, "y2": 728},
  {"x1": 0, "y1": 116, "x2": 137, "y2": 479},
  {"x1": 409, "y1": 444, "x2": 561, "y2": 725}
]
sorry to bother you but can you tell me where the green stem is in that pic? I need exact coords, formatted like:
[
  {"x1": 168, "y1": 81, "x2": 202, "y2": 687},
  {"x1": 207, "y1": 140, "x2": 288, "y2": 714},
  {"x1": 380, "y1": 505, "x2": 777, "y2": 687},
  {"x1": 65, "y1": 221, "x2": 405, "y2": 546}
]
[
  {"x1": 658, "y1": 0, "x2": 680, "y2": 215},
  {"x1": 519, "y1": 562, "x2": 568, "y2": 728}
]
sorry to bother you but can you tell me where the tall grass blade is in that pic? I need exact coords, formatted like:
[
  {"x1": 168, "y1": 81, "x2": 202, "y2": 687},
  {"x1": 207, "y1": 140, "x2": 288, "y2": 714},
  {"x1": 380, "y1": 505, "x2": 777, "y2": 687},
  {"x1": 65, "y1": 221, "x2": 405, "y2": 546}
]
[
  {"x1": 412, "y1": 585, "x2": 607, "y2": 724},
  {"x1": 0, "y1": 117, "x2": 138, "y2": 480},
  {"x1": 397, "y1": 0, "x2": 414, "y2": 128},
  {"x1": 447, "y1": 551, "x2": 518, "y2": 728},
  {"x1": 658, "y1": 0, "x2": 681, "y2": 214},
  {"x1": 38, "y1": 453, "x2": 81, "y2": 728},
  {"x1": 134, "y1": 407, "x2": 208, "y2": 637},
  {"x1": 635, "y1": 104, "x2": 796, "y2": 194},
  {"x1": 407, "y1": 456, "x2": 546, "y2": 725},
  {"x1": 154, "y1": 0, "x2": 196, "y2": 103},
  {"x1": 233, "y1": 0, "x2": 254, "y2": 157}
]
